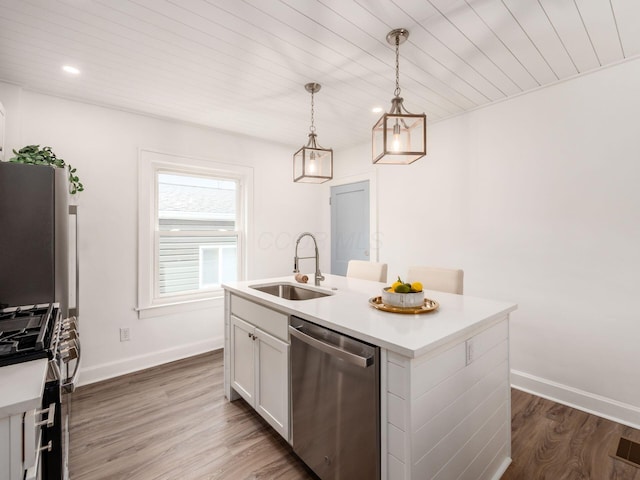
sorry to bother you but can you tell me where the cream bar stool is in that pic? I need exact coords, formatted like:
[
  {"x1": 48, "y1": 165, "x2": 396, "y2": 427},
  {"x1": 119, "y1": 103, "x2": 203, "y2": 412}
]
[
  {"x1": 407, "y1": 266, "x2": 464, "y2": 294},
  {"x1": 346, "y1": 260, "x2": 388, "y2": 283}
]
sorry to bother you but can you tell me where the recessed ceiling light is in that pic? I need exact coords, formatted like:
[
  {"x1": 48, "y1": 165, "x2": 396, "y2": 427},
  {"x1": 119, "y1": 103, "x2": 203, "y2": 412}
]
[
  {"x1": 372, "y1": 106, "x2": 383, "y2": 113},
  {"x1": 62, "y1": 65, "x2": 81, "y2": 75}
]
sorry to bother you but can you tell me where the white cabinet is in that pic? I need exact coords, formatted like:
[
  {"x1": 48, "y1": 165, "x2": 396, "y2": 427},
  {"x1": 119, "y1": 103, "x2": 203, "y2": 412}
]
[
  {"x1": 0, "y1": 359, "x2": 49, "y2": 480},
  {"x1": 254, "y1": 326, "x2": 289, "y2": 436},
  {"x1": 0, "y1": 414, "x2": 23, "y2": 480},
  {"x1": 227, "y1": 295, "x2": 290, "y2": 441},
  {"x1": 0, "y1": 407, "x2": 47, "y2": 480},
  {"x1": 230, "y1": 316, "x2": 256, "y2": 403}
]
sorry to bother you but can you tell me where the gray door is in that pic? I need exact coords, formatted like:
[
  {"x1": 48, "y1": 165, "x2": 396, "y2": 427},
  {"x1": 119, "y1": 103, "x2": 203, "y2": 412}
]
[{"x1": 331, "y1": 180, "x2": 370, "y2": 275}]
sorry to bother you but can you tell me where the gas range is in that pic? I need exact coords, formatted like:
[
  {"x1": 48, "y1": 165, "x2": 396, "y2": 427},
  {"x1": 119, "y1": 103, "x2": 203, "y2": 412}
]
[
  {"x1": 0, "y1": 303, "x2": 80, "y2": 386},
  {"x1": 0, "y1": 303, "x2": 59, "y2": 367}
]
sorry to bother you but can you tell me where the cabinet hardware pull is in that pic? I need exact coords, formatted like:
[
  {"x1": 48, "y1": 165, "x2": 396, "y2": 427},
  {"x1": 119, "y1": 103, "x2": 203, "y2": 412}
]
[
  {"x1": 39, "y1": 440, "x2": 53, "y2": 453},
  {"x1": 35, "y1": 402, "x2": 56, "y2": 428}
]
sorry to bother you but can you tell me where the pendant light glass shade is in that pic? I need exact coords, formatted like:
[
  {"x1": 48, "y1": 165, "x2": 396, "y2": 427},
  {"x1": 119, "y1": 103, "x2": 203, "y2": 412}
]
[
  {"x1": 372, "y1": 29, "x2": 426, "y2": 165},
  {"x1": 294, "y1": 83, "x2": 333, "y2": 183},
  {"x1": 293, "y1": 134, "x2": 333, "y2": 183}
]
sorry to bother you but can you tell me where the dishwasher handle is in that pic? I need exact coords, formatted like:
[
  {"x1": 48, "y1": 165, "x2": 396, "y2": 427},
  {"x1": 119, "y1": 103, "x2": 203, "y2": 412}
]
[{"x1": 289, "y1": 325, "x2": 374, "y2": 368}]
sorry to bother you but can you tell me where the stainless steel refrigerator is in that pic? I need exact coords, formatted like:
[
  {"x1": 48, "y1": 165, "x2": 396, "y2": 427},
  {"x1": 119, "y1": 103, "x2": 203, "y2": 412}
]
[{"x1": 0, "y1": 161, "x2": 75, "y2": 316}]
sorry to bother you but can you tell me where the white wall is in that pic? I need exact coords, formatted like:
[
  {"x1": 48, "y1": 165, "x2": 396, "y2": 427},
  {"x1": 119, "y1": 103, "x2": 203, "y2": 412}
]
[
  {"x1": 332, "y1": 58, "x2": 640, "y2": 428},
  {"x1": 0, "y1": 84, "x2": 324, "y2": 385}
]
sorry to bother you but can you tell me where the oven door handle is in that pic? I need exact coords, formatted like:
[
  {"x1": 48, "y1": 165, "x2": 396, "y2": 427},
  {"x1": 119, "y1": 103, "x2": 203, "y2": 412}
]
[{"x1": 62, "y1": 334, "x2": 82, "y2": 393}]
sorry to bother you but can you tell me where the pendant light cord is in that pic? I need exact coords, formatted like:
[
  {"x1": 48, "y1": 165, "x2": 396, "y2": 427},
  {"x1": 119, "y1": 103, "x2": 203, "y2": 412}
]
[
  {"x1": 309, "y1": 90, "x2": 316, "y2": 134},
  {"x1": 394, "y1": 34, "x2": 401, "y2": 97}
]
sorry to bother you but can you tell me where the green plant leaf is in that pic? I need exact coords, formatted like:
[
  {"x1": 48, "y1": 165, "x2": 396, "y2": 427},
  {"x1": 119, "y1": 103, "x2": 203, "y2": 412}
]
[{"x1": 10, "y1": 145, "x2": 84, "y2": 194}]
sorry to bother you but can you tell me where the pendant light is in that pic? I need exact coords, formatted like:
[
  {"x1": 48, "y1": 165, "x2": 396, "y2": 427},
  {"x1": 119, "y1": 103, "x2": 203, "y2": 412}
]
[
  {"x1": 293, "y1": 82, "x2": 333, "y2": 183},
  {"x1": 372, "y1": 28, "x2": 426, "y2": 165}
]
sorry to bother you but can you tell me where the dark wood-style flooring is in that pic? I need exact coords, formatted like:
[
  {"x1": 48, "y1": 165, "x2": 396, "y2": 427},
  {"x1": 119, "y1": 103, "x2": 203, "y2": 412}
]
[
  {"x1": 69, "y1": 350, "x2": 640, "y2": 479},
  {"x1": 502, "y1": 389, "x2": 640, "y2": 480}
]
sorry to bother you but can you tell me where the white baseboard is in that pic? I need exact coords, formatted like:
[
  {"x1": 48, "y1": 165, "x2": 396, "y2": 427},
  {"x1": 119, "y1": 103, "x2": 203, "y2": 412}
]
[
  {"x1": 78, "y1": 336, "x2": 224, "y2": 386},
  {"x1": 490, "y1": 458, "x2": 511, "y2": 480},
  {"x1": 511, "y1": 369, "x2": 640, "y2": 430}
]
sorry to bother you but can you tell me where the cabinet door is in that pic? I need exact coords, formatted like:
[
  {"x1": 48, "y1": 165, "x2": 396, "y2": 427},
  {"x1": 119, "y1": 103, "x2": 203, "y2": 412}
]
[
  {"x1": 255, "y1": 328, "x2": 290, "y2": 441},
  {"x1": 230, "y1": 316, "x2": 256, "y2": 404},
  {"x1": 0, "y1": 414, "x2": 25, "y2": 480}
]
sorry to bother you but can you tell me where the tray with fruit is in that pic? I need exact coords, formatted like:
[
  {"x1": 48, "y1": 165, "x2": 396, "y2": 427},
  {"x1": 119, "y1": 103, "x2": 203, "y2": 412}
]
[{"x1": 369, "y1": 277, "x2": 439, "y2": 314}]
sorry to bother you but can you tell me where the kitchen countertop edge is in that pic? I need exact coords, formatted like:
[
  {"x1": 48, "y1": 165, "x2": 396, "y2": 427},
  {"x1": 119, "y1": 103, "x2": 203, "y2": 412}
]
[
  {"x1": 223, "y1": 275, "x2": 517, "y2": 359},
  {"x1": 0, "y1": 358, "x2": 48, "y2": 418}
]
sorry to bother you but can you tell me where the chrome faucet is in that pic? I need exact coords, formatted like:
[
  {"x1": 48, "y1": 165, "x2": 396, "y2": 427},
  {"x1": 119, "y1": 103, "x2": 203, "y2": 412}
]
[{"x1": 293, "y1": 232, "x2": 324, "y2": 286}]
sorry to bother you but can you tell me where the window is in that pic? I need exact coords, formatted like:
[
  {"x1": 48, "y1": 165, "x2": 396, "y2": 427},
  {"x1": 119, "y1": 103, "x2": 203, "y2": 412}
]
[
  {"x1": 138, "y1": 150, "x2": 252, "y2": 317},
  {"x1": 157, "y1": 172, "x2": 239, "y2": 296}
]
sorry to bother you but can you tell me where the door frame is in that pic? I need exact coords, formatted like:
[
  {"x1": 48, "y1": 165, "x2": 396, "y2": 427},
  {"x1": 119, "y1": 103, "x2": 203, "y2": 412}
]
[{"x1": 325, "y1": 170, "x2": 380, "y2": 265}]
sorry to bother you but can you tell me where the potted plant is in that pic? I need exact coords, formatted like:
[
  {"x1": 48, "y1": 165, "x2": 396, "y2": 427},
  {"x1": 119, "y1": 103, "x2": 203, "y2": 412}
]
[{"x1": 8, "y1": 145, "x2": 84, "y2": 194}]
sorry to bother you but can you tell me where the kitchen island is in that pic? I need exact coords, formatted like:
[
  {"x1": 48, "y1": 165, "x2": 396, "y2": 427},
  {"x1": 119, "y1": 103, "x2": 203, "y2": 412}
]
[{"x1": 223, "y1": 274, "x2": 517, "y2": 480}]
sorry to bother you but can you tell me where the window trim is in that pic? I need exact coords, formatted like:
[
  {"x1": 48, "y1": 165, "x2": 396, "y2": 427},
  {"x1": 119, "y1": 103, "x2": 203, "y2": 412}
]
[{"x1": 137, "y1": 149, "x2": 253, "y2": 318}]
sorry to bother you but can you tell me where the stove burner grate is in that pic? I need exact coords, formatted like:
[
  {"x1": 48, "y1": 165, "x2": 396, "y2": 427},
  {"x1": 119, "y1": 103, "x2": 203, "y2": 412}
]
[{"x1": 0, "y1": 304, "x2": 57, "y2": 367}]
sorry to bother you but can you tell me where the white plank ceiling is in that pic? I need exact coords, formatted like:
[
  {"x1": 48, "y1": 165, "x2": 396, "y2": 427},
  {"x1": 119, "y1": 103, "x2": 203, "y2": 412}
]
[{"x1": 1, "y1": 0, "x2": 638, "y2": 150}]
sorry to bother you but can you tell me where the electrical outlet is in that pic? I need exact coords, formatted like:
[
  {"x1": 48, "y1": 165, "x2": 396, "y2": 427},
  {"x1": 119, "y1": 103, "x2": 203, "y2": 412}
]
[
  {"x1": 465, "y1": 339, "x2": 474, "y2": 365},
  {"x1": 120, "y1": 327, "x2": 130, "y2": 342}
]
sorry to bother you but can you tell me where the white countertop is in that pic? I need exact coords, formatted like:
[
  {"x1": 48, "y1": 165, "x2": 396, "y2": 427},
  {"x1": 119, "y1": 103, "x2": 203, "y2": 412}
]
[
  {"x1": 223, "y1": 274, "x2": 517, "y2": 358},
  {"x1": 0, "y1": 359, "x2": 48, "y2": 417}
]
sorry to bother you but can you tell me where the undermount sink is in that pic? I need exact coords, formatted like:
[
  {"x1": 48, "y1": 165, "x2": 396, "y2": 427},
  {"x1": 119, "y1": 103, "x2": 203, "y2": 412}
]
[{"x1": 250, "y1": 283, "x2": 332, "y2": 301}]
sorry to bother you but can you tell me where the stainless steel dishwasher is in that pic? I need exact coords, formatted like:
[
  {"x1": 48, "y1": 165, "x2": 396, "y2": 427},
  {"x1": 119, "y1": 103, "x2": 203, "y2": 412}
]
[{"x1": 289, "y1": 316, "x2": 380, "y2": 480}]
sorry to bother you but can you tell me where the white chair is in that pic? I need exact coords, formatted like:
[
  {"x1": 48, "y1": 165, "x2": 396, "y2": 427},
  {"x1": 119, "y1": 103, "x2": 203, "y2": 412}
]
[
  {"x1": 346, "y1": 260, "x2": 388, "y2": 283},
  {"x1": 407, "y1": 266, "x2": 464, "y2": 294}
]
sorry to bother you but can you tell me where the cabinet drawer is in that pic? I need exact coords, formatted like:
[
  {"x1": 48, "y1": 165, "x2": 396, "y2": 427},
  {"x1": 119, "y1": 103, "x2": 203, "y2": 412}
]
[{"x1": 230, "y1": 295, "x2": 288, "y2": 341}]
